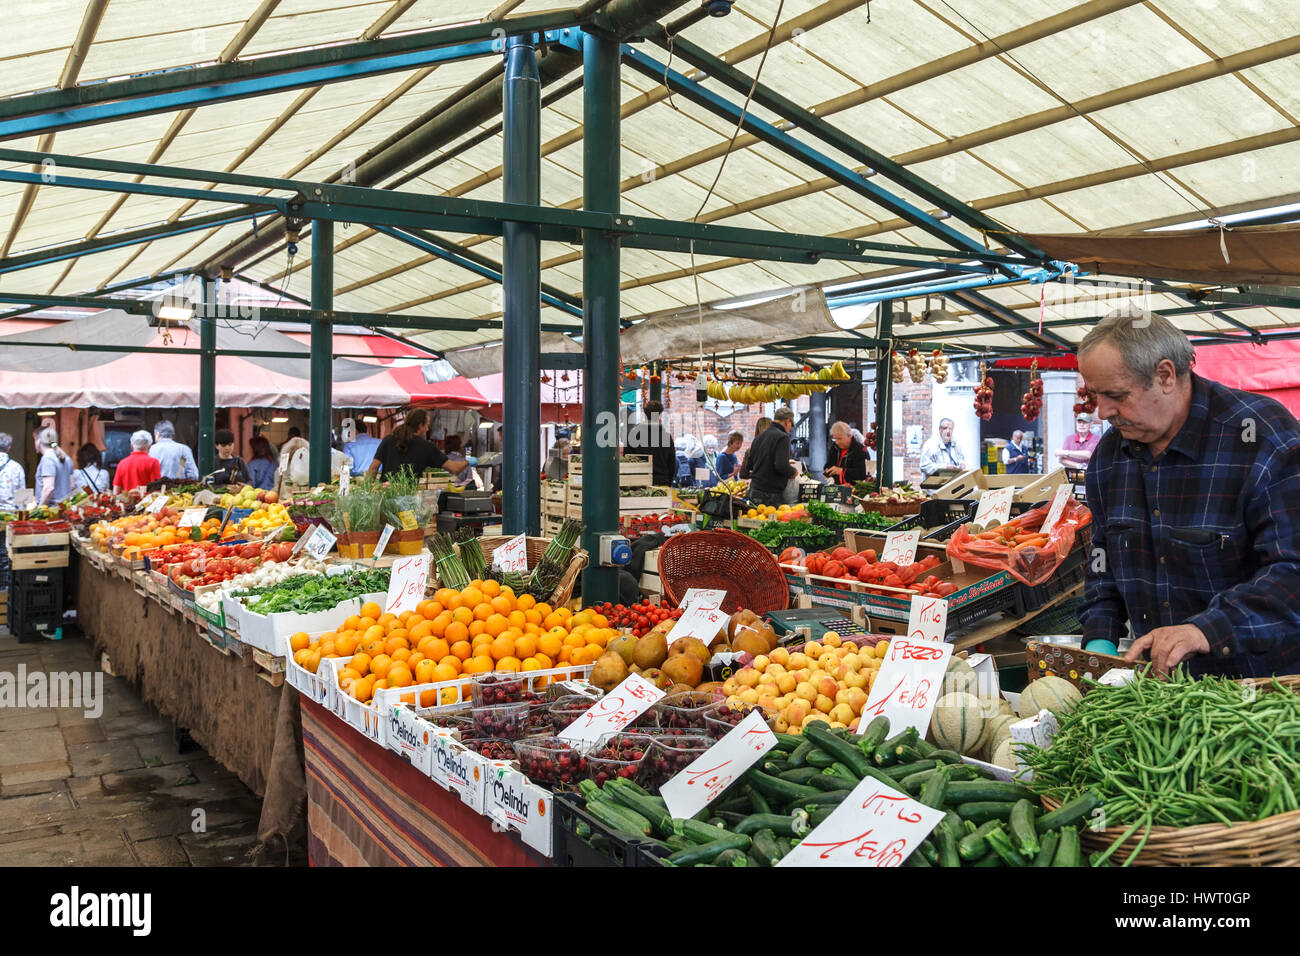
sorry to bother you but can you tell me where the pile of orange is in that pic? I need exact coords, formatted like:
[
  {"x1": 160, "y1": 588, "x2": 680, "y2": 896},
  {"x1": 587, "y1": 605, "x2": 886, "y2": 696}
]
[
  {"x1": 291, "y1": 580, "x2": 619, "y2": 708},
  {"x1": 93, "y1": 511, "x2": 237, "y2": 555}
]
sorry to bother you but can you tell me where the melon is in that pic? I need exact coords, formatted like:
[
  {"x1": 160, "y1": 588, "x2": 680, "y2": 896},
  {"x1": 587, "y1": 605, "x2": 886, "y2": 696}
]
[
  {"x1": 991, "y1": 737, "x2": 1020, "y2": 771},
  {"x1": 944, "y1": 658, "x2": 978, "y2": 696},
  {"x1": 1017, "y1": 675, "x2": 1083, "y2": 719},
  {"x1": 929, "y1": 692, "x2": 986, "y2": 755},
  {"x1": 981, "y1": 714, "x2": 1016, "y2": 759}
]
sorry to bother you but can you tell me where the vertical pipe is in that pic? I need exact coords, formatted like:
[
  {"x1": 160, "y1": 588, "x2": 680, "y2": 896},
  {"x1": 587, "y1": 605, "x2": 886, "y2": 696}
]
[
  {"x1": 648, "y1": 360, "x2": 662, "y2": 403},
  {"x1": 580, "y1": 29, "x2": 621, "y2": 605},
  {"x1": 310, "y1": 220, "x2": 334, "y2": 485},
  {"x1": 874, "y1": 301, "x2": 894, "y2": 487},
  {"x1": 503, "y1": 35, "x2": 542, "y2": 537},
  {"x1": 808, "y1": 389, "x2": 827, "y2": 480},
  {"x1": 198, "y1": 275, "x2": 216, "y2": 478}
]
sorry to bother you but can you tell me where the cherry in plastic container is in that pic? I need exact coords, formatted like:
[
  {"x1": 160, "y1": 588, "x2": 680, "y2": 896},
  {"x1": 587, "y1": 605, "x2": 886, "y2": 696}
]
[
  {"x1": 702, "y1": 701, "x2": 776, "y2": 739},
  {"x1": 462, "y1": 737, "x2": 515, "y2": 761},
  {"x1": 471, "y1": 672, "x2": 528, "y2": 708},
  {"x1": 472, "y1": 701, "x2": 530, "y2": 740},
  {"x1": 514, "y1": 735, "x2": 588, "y2": 791},
  {"x1": 653, "y1": 690, "x2": 723, "y2": 732},
  {"x1": 645, "y1": 733, "x2": 714, "y2": 788},
  {"x1": 586, "y1": 732, "x2": 653, "y2": 787},
  {"x1": 549, "y1": 694, "x2": 601, "y2": 733}
]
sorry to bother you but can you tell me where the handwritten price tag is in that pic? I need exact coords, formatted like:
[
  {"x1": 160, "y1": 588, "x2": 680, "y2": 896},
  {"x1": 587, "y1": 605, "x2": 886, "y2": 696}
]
[
  {"x1": 177, "y1": 507, "x2": 207, "y2": 528},
  {"x1": 493, "y1": 533, "x2": 529, "y2": 573},
  {"x1": 879, "y1": 530, "x2": 921, "y2": 566},
  {"x1": 680, "y1": 588, "x2": 726, "y2": 610},
  {"x1": 907, "y1": 593, "x2": 948, "y2": 643},
  {"x1": 660, "y1": 709, "x2": 775, "y2": 819},
  {"x1": 145, "y1": 494, "x2": 168, "y2": 515},
  {"x1": 668, "y1": 588, "x2": 729, "y2": 646},
  {"x1": 1039, "y1": 484, "x2": 1072, "y2": 537},
  {"x1": 374, "y1": 525, "x2": 395, "y2": 560},
  {"x1": 857, "y1": 631, "x2": 952, "y2": 737},
  {"x1": 304, "y1": 524, "x2": 337, "y2": 561},
  {"x1": 557, "y1": 674, "x2": 665, "y2": 754},
  {"x1": 385, "y1": 551, "x2": 430, "y2": 615},
  {"x1": 973, "y1": 486, "x2": 1015, "y2": 527},
  {"x1": 776, "y1": 778, "x2": 944, "y2": 867}
]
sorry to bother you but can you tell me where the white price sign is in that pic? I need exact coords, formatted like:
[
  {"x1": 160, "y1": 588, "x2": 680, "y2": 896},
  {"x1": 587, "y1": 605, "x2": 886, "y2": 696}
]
[
  {"x1": 857, "y1": 628, "x2": 952, "y2": 738},
  {"x1": 879, "y1": 530, "x2": 921, "y2": 567},
  {"x1": 906, "y1": 593, "x2": 949, "y2": 644},
  {"x1": 973, "y1": 486, "x2": 1015, "y2": 527},
  {"x1": 1038, "y1": 484, "x2": 1073, "y2": 537},
  {"x1": 373, "y1": 524, "x2": 395, "y2": 560},
  {"x1": 558, "y1": 674, "x2": 665, "y2": 754},
  {"x1": 776, "y1": 778, "x2": 944, "y2": 867},
  {"x1": 667, "y1": 588, "x2": 729, "y2": 646},
  {"x1": 339, "y1": 470, "x2": 351, "y2": 496},
  {"x1": 145, "y1": 494, "x2": 169, "y2": 515},
  {"x1": 660, "y1": 709, "x2": 776, "y2": 820},
  {"x1": 384, "y1": 551, "x2": 430, "y2": 615},
  {"x1": 177, "y1": 507, "x2": 207, "y2": 528},
  {"x1": 492, "y1": 534, "x2": 529, "y2": 573},
  {"x1": 303, "y1": 524, "x2": 337, "y2": 560}
]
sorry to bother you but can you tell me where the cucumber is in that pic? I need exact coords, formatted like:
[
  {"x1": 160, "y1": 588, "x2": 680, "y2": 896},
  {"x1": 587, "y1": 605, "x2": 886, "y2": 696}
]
[
  {"x1": 713, "y1": 848, "x2": 749, "y2": 867},
  {"x1": 773, "y1": 732, "x2": 802, "y2": 753},
  {"x1": 874, "y1": 727, "x2": 918, "y2": 766},
  {"x1": 745, "y1": 769, "x2": 822, "y2": 804},
  {"x1": 619, "y1": 778, "x2": 652, "y2": 797},
  {"x1": 900, "y1": 767, "x2": 940, "y2": 796},
  {"x1": 918, "y1": 837, "x2": 939, "y2": 865},
  {"x1": 809, "y1": 806, "x2": 836, "y2": 827},
  {"x1": 1036, "y1": 791, "x2": 1102, "y2": 832},
  {"x1": 666, "y1": 832, "x2": 751, "y2": 866},
  {"x1": 957, "y1": 820, "x2": 1003, "y2": 860},
  {"x1": 912, "y1": 737, "x2": 937, "y2": 757},
  {"x1": 906, "y1": 849, "x2": 933, "y2": 866},
  {"x1": 706, "y1": 816, "x2": 728, "y2": 830},
  {"x1": 952, "y1": 801, "x2": 1018, "y2": 824},
  {"x1": 942, "y1": 780, "x2": 1035, "y2": 804},
  {"x1": 919, "y1": 768, "x2": 949, "y2": 809},
  {"x1": 985, "y1": 825, "x2": 1028, "y2": 866},
  {"x1": 825, "y1": 762, "x2": 858, "y2": 784},
  {"x1": 971, "y1": 849, "x2": 1002, "y2": 867},
  {"x1": 665, "y1": 834, "x2": 693, "y2": 851},
  {"x1": 894, "y1": 743, "x2": 927, "y2": 764},
  {"x1": 792, "y1": 789, "x2": 852, "y2": 812},
  {"x1": 943, "y1": 764, "x2": 980, "y2": 782},
  {"x1": 929, "y1": 749, "x2": 962, "y2": 765},
  {"x1": 807, "y1": 773, "x2": 849, "y2": 792},
  {"x1": 749, "y1": 787, "x2": 773, "y2": 815},
  {"x1": 1008, "y1": 799, "x2": 1041, "y2": 857},
  {"x1": 805, "y1": 749, "x2": 836, "y2": 769},
  {"x1": 935, "y1": 821, "x2": 961, "y2": 867},
  {"x1": 1053, "y1": 826, "x2": 1081, "y2": 867},
  {"x1": 750, "y1": 828, "x2": 785, "y2": 867},
  {"x1": 672, "y1": 818, "x2": 729, "y2": 844},
  {"x1": 802, "y1": 721, "x2": 873, "y2": 778},
  {"x1": 786, "y1": 739, "x2": 816, "y2": 768},
  {"x1": 586, "y1": 799, "x2": 652, "y2": 837},
  {"x1": 882, "y1": 759, "x2": 938, "y2": 781},
  {"x1": 605, "y1": 780, "x2": 673, "y2": 836},
  {"x1": 778, "y1": 767, "x2": 823, "y2": 785},
  {"x1": 1032, "y1": 831, "x2": 1060, "y2": 867},
  {"x1": 858, "y1": 716, "x2": 890, "y2": 755},
  {"x1": 578, "y1": 779, "x2": 604, "y2": 803},
  {"x1": 736, "y1": 810, "x2": 810, "y2": 838}
]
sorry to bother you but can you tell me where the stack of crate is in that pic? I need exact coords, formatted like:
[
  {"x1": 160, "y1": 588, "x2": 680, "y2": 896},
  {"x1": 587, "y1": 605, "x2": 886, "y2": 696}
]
[
  {"x1": 8, "y1": 569, "x2": 64, "y2": 643},
  {"x1": 565, "y1": 455, "x2": 672, "y2": 524},
  {"x1": 541, "y1": 481, "x2": 567, "y2": 536}
]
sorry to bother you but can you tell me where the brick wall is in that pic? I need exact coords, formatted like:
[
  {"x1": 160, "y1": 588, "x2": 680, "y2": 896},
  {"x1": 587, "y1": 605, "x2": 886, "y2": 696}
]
[{"x1": 650, "y1": 382, "x2": 773, "y2": 457}]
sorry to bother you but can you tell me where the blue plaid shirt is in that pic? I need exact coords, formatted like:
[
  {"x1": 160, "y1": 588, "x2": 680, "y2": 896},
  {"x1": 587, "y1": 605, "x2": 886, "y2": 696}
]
[{"x1": 1081, "y1": 373, "x2": 1300, "y2": 678}]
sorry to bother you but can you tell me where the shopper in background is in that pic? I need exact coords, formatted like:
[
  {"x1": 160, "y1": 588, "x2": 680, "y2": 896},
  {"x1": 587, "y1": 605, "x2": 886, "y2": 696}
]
[
  {"x1": 113, "y1": 431, "x2": 161, "y2": 492},
  {"x1": 746, "y1": 407, "x2": 798, "y2": 506},
  {"x1": 919, "y1": 418, "x2": 966, "y2": 476},
  {"x1": 342, "y1": 424, "x2": 381, "y2": 476},
  {"x1": 288, "y1": 426, "x2": 302, "y2": 440},
  {"x1": 209, "y1": 429, "x2": 251, "y2": 486},
  {"x1": 444, "y1": 434, "x2": 466, "y2": 461},
  {"x1": 738, "y1": 417, "x2": 772, "y2": 480},
  {"x1": 368, "y1": 408, "x2": 475, "y2": 478},
  {"x1": 72, "y1": 443, "x2": 110, "y2": 494},
  {"x1": 1055, "y1": 412, "x2": 1101, "y2": 472},
  {"x1": 149, "y1": 419, "x2": 199, "y2": 481},
  {"x1": 1002, "y1": 429, "x2": 1030, "y2": 474},
  {"x1": 625, "y1": 400, "x2": 677, "y2": 486},
  {"x1": 825, "y1": 421, "x2": 868, "y2": 485},
  {"x1": 1079, "y1": 309, "x2": 1300, "y2": 678},
  {"x1": 34, "y1": 427, "x2": 74, "y2": 506},
  {"x1": 715, "y1": 432, "x2": 743, "y2": 482},
  {"x1": 699, "y1": 435, "x2": 720, "y2": 488},
  {"x1": 544, "y1": 438, "x2": 572, "y2": 480},
  {"x1": 0, "y1": 433, "x2": 24, "y2": 511},
  {"x1": 246, "y1": 435, "x2": 277, "y2": 490}
]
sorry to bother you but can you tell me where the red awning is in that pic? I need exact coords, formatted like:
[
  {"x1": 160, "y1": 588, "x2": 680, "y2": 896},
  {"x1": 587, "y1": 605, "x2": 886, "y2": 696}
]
[
  {"x1": 1192, "y1": 340, "x2": 1300, "y2": 419},
  {"x1": 993, "y1": 356, "x2": 1079, "y2": 370}
]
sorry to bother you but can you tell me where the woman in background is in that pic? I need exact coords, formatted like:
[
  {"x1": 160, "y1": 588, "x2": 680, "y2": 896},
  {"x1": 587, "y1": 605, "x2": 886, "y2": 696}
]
[
  {"x1": 247, "y1": 435, "x2": 277, "y2": 490},
  {"x1": 72, "y1": 443, "x2": 110, "y2": 495},
  {"x1": 35, "y1": 427, "x2": 74, "y2": 505}
]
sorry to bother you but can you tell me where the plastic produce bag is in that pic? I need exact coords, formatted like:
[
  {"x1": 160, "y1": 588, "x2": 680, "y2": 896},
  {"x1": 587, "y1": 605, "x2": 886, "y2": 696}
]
[{"x1": 945, "y1": 499, "x2": 1092, "y2": 587}]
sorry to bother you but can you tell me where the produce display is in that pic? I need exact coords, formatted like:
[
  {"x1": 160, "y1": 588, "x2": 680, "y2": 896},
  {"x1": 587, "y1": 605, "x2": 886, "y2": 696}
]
[
  {"x1": 596, "y1": 599, "x2": 684, "y2": 637},
  {"x1": 1020, "y1": 669, "x2": 1300, "y2": 866},
  {"x1": 162, "y1": 541, "x2": 297, "y2": 591},
  {"x1": 432, "y1": 518, "x2": 584, "y2": 601},
  {"x1": 747, "y1": 519, "x2": 834, "y2": 550},
  {"x1": 973, "y1": 362, "x2": 994, "y2": 421},
  {"x1": 854, "y1": 484, "x2": 927, "y2": 509},
  {"x1": 705, "y1": 361, "x2": 850, "y2": 404},
  {"x1": 742, "y1": 503, "x2": 808, "y2": 522},
  {"x1": 780, "y1": 545, "x2": 953, "y2": 596},
  {"x1": 6, "y1": 519, "x2": 72, "y2": 534},
  {"x1": 195, "y1": 555, "x2": 327, "y2": 615},
  {"x1": 234, "y1": 567, "x2": 390, "y2": 615}
]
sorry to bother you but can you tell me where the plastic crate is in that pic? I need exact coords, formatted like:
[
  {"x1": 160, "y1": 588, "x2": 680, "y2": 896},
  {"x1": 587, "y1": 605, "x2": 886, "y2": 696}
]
[
  {"x1": 8, "y1": 579, "x2": 63, "y2": 621},
  {"x1": 1013, "y1": 545, "x2": 1087, "y2": 615},
  {"x1": 9, "y1": 604, "x2": 63, "y2": 643},
  {"x1": 552, "y1": 792, "x2": 641, "y2": 868}
]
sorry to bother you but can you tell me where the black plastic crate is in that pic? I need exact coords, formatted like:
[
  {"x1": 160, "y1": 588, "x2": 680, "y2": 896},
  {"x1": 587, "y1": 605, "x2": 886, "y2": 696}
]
[
  {"x1": 1013, "y1": 543, "x2": 1087, "y2": 616},
  {"x1": 949, "y1": 577, "x2": 1021, "y2": 631},
  {"x1": 9, "y1": 606, "x2": 62, "y2": 643},
  {"x1": 10, "y1": 567, "x2": 64, "y2": 591},
  {"x1": 9, "y1": 580, "x2": 63, "y2": 621},
  {"x1": 552, "y1": 792, "x2": 640, "y2": 868},
  {"x1": 919, "y1": 498, "x2": 977, "y2": 528},
  {"x1": 632, "y1": 840, "x2": 674, "y2": 867}
]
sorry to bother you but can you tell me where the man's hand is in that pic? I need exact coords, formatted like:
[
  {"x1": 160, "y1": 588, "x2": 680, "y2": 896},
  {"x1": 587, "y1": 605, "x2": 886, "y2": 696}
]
[
  {"x1": 825, "y1": 465, "x2": 842, "y2": 477},
  {"x1": 1124, "y1": 623, "x2": 1211, "y2": 675}
]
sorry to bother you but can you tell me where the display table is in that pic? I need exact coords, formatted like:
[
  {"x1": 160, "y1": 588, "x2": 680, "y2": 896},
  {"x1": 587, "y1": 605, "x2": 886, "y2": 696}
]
[
  {"x1": 301, "y1": 698, "x2": 548, "y2": 867},
  {"x1": 73, "y1": 552, "x2": 306, "y2": 857}
]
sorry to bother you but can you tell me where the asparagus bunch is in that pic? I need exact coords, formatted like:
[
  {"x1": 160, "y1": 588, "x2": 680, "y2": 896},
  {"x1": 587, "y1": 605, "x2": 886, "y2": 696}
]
[
  {"x1": 528, "y1": 518, "x2": 583, "y2": 599},
  {"x1": 430, "y1": 532, "x2": 471, "y2": 591},
  {"x1": 454, "y1": 526, "x2": 488, "y2": 580}
]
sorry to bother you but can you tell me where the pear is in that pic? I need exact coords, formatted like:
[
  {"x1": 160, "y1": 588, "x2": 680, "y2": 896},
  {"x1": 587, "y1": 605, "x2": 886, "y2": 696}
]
[
  {"x1": 608, "y1": 632, "x2": 638, "y2": 667},
  {"x1": 591, "y1": 651, "x2": 629, "y2": 693},
  {"x1": 633, "y1": 632, "x2": 668, "y2": 670}
]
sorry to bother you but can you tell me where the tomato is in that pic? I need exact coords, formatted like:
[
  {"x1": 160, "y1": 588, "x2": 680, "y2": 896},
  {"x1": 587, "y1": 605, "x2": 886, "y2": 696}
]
[
  {"x1": 858, "y1": 549, "x2": 878, "y2": 564},
  {"x1": 822, "y1": 560, "x2": 846, "y2": 579}
]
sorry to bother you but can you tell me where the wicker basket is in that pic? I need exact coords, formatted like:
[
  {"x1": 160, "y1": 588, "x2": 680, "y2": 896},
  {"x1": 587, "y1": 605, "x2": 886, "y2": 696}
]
[
  {"x1": 433, "y1": 536, "x2": 588, "y2": 608},
  {"x1": 657, "y1": 528, "x2": 790, "y2": 616},
  {"x1": 1041, "y1": 674, "x2": 1300, "y2": 866}
]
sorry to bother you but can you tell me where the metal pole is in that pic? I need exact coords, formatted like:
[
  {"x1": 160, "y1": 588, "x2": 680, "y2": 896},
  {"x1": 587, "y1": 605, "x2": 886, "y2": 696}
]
[
  {"x1": 808, "y1": 389, "x2": 827, "y2": 480},
  {"x1": 581, "y1": 29, "x2": 621, "y2": 604},
  {"x1": 874, "y1": 301, "x2": 894, "y2": 487},
  {"x1": 503, "y1": 35, "x2": 541, "y2": 537},
  {"x1": 310, "y1": 220, "x2": 334, "y2": 484},
  {"x1": 648, "y1": 360, "x2": 662, "y2": 403},
  {"x1": 199, "y1": 276, "x2": 217, "y2": 478}
]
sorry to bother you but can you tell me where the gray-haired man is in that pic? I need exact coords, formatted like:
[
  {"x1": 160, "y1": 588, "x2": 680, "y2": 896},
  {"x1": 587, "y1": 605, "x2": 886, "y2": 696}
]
[{"x1": 149, "y1": 419, "x2": 199, "y2": 481}]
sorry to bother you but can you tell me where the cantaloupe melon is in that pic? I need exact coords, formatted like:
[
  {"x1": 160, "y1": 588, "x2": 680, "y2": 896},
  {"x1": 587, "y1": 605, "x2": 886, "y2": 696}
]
[
  {"x1": 1017, "y1": 675, "x2": 1083, "y2": 719},
  {"x1": 929, "y1": 692, "x2": 986, "y2": 755},
  {"x1": 944, "y1": 657, "x2": 977, "y2": 696},
  {"x1": 981, "y1": 714, "x2": 1016, "y2": 759},
  {"x1": 991, "y1": 737, "x2": 1020, "y2": 771}
]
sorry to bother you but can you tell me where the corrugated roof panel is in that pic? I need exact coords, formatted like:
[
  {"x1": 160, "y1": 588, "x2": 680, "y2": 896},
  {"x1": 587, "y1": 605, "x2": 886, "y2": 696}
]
[
  {"x1": 78, "y1": 20, "x2": 253, "y2": 85},
  {"x1": 2, "y1": 51, "x2": 69, "y2": 96},
  {"x1": 988, "y1": 198, "x2": 1090, "y2": 233},
  {"x1": 968, "y1": 115, "x2": 1143, "y2": 189},
  {"x1": 1151, "y1": 0, "x2": 1300, "y2": 57},
  {"x1": 1169, "y1": 139, "x2": 1300, "y2": 210},
  {"x1": 1237, "y1": 56, "x2": 1300, "y2": 121},
  {"x1": 746, "y1": 41, "x2": 865, "y2": 112},
  {"x1": 801, "y1": 2, "x2": 970, "y2": 85},
  {"x1": 239, "y1": 0, "x2": 395, "y2": 57},
  {"x1": 884, "y1": 57, "x2": 1066, "y2": 140},
  {"x1": 907, "y1": 153, "x2": 1019, "y2": 203},
  {"x1": 816, "y1": 97, "x2": 946, "y2": 161}
]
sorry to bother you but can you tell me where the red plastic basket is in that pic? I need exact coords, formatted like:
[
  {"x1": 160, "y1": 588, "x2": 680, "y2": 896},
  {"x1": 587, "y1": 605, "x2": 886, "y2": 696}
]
[{"x1": 657, "y1": 529, "x2": 790, "y2": 615}]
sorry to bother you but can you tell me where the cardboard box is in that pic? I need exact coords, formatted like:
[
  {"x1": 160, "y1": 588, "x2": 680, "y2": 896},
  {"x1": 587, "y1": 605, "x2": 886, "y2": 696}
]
[{"x1": 484, "y1": 766, "x2": 554, "y2": 857}]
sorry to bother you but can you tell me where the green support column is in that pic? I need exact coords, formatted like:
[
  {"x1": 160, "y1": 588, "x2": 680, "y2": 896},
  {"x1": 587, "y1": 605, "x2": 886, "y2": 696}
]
[
  {"x1": 648, "y1": 361, "x2": 662, "y2": 403},
  {"x1": 580, "y1": 29, "x2": 621, "y2": 605},
  {"x1": 198, "y1": 276, "x2": 217, "y2": 478},
  {"x1": 874, "y1": 301, "x2": 893, "y2": 487},
  {"x1": 503, "y1": 34, "x2": 541, "y2": 536},
  {"x1": 310, "y1": 220, "x2": 334, "y2": 484}
]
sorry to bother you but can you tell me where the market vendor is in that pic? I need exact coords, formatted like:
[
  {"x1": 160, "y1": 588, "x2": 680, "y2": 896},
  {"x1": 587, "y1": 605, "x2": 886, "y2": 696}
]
[
  {"x1": 1077, "y1": 310, "x2": 1300, "y2": 678},
  {"x1": 1054, "y1": 412, "x2": 1100, "y2": 471},
  {"x1": 824, "y1": 420, "x2": 868, "y2": 485},
  {"x1": 746, "y1": 407, "x2": 799, "y2": 507},
  {"x1": 209, "y1": 429, "x2": 251, "y2": 486},
  {"x1": 367, "y1": 408, "x2": 475, "y2": 479}
]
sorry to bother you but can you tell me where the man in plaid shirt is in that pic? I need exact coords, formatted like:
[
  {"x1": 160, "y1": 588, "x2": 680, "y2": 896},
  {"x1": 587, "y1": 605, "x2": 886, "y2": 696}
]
[{"x1": 1078, "y1": 309, "x2": 1300, "y2": 678}]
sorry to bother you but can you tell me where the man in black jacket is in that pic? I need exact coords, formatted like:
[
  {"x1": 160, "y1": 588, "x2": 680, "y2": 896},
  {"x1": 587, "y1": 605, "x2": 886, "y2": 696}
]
[
  {"x1": 747, "y1": 407, "x2": 798, "y2": 506},
  {"x1": 625, "y1": 401, "x2": 677, "y2": 486}
]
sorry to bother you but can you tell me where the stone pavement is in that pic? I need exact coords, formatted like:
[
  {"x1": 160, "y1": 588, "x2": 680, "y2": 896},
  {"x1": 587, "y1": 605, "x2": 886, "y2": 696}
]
[{"x1": 0, "y1": 625, "x2": 295, "y2": 866}]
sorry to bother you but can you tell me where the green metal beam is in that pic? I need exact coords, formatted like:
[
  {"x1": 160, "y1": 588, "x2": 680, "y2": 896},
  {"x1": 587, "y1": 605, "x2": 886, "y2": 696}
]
[
  {"x1": 199, "y1": 277, "x2": 216, "y2": 477},
  {"x1": 310, "y1": 221, "x2": 334, "y2": 484},
  {"x1": 875, "y1": 301, "x2": 893, "y2": 488}
]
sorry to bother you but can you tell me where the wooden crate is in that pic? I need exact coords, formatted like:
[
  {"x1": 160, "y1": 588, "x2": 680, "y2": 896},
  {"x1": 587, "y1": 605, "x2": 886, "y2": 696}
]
[
  {"x1": 932, "y1": 468, "x2": 1067, "y2": 505},
  {"x1": 569, "y1": 455, "x2": 654, "y2": 488},
  {"x1": 6, "y1": 528, "x2": 70, "y2": 570}
]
